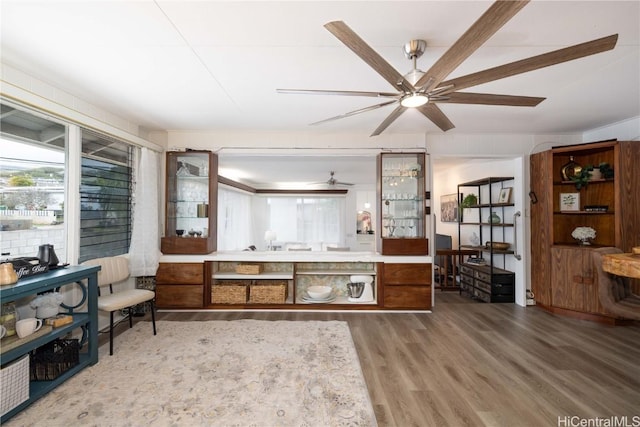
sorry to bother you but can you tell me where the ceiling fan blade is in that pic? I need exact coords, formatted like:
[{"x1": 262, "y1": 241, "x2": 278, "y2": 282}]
[
  {"x1": 438, "y1": 34, "x2": 618, "y2": 94},
  {"x1": 325, "y1": 21, "x2": 415, "y2": 93},
  {"x1": 277, "y1": 89, "x2": 400, "y2": 98},
  {"x1": 416, "y1": 104, "x2": 455, "y2": 132},
  {"x1": 310, "y1": 100, "x2": 397, "y2": 126},
  {"x1": 370, "y1": 105, "x2": 406, "y2": 136},
  {"x1": 437, "y1": 92, "x2": 545, "y2": 106},
  {"x1": 415, "y1": 0, "x2": 529, "y2": 91}
]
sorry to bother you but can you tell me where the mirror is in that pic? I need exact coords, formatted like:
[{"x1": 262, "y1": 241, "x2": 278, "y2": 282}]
[{"x1": 217, "y1": 154, "x2": 377, "y2": 190}]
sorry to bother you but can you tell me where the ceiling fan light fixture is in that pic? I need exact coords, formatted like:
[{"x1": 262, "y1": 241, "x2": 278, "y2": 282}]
[{"x1": 400, "y1": 93, "x2": 429, "y2": 108}]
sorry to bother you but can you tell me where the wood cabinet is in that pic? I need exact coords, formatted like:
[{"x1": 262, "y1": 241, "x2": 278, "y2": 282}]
[
  {"x1": 381, "y1": 263, "x2": 432, "y2": 309},
  {"x1": 457, "y1": 177, "x2": 517, "y2": 303},
  {"x1": 0, "y1": 266, "x2": 100, "y2": 422},
  {"x1": 530, "y1": 140, "x2": 640, "y2": 322},
  {"x1": 156, "y1": 258, "x2": 432, "y2": 310},
  {"x1": 550, "y1": 246, "x2": 601, "y2": 314},
  {"x1": 155, "y1": 262, "x2": 205, "y2": 308},
  {"x1": 161, "y1": 150, "x2": 217, "y2": 254},
  {"x1": 378, "y1": 152, "x2": 430, "y2": 255}
]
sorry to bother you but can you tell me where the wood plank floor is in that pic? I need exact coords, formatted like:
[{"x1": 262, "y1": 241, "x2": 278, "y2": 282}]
[{"x1": 103, "y1": 292, "x2": 640, "y2": 426}]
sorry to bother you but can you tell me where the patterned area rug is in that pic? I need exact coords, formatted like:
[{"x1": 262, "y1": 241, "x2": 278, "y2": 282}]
[{"x1": 7, "y1": 320, "x2": 377, "y2": 426}]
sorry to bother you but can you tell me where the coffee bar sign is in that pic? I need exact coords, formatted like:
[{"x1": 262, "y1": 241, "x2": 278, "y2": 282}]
[{"x1": 9, "y1": 257, "x2": 49, "y2": 279}]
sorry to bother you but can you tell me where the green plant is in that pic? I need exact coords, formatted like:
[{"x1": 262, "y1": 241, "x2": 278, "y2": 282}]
[
  {"x1": 598, "y1": 162, "x2": 614, "y2": 179},
  {"x1": 460, "y1": 193, "x2": 478, "y2": 208},
  {"x1": 571, "y1": 164, "x2": 594, "y2": 190}
]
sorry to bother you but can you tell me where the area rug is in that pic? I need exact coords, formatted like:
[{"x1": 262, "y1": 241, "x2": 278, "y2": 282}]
[{"x1": 6, "y1": 320, "x2": 377, "y2": 427}]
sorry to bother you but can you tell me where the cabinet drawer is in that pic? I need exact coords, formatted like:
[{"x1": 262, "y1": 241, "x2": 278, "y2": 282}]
[
  {"x1": 475, "y1": 270, "x2": 491, "y2": 282},
  {"x1": 460, "y1": 274, "x2": 474, "y2": 286},
  {"x1": 383, "y1": 286, "x2": 431, "y2": 309},
  {"x1": 475, "y1": 280, "x2": 492, "y2": 294},
  {"x1": 492, "y1": 283, "x2": 514, "y2": 296},
  {"x1": 492, "y1": 273, "x2": 515, "y2": 285},
  {"x1": 156, "y1": 263, "x2": 203, "y2": 285},
  {"x1": 474, "y1": 288, "x2": 491, "y2": 303},
  {"x1": 383, "y1": 263, "x2": 431, "y2": 285},
  {"x1": 460, "y1": 265, "x2": 474, "y2": 276},
  {"x1": 156, "y1": 284, "x2": 203, "y2": 308}
]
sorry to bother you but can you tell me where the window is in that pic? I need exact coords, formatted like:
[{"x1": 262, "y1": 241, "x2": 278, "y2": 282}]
[
  {"x1": 0, "y1": 103, "x2": 67, "y2": 259},
  {"x1": 266, "y1": 196, "x2": 345, "y2": 248},
  {"x1": 79, "y1": 130, "x2": 133, "y2": 263}
]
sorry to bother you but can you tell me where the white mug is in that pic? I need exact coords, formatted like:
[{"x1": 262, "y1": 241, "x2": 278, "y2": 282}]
[{"x1": 15, "y1": 318, "x2": 43, "y2": 339}]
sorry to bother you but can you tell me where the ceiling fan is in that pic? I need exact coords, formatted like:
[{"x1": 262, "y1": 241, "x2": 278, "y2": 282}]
[
  {"x1": 277, "y1": 0, "x2": 618, "y2": 136},
  {"x1": 312, "y1": 171, "x2": 354, "y2": 187}
]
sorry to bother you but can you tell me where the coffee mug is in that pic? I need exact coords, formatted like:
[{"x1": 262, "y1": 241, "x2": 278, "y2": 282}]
[{"x1": 16, "y1": 318, "x2": 42, "y2": 338}]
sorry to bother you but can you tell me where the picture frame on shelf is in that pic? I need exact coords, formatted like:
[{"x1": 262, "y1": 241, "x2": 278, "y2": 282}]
[
  {"x1": 560, "y1": 192, "x2": 580, "y2": 211},
  {"x1": 440, "y1": 194, "x2": 458, "y2": 222},
  {"x1": 498, "y1": 187, "x2": 512, "y2": 204}
]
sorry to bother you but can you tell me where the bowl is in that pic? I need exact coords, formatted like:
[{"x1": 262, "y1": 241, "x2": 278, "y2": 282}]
[
  {"x1": 306, "y1": 285, "x2": 332, "y2": 300},
  {"x1": 486, "y1": 241, "x2": 510, "y2": 250},
  {"x1": 176, "y1": 229, "x2": 185, "y2": 237},
  {"x1": 347, "y1": 282, "x2": 365, "y2": 298}
]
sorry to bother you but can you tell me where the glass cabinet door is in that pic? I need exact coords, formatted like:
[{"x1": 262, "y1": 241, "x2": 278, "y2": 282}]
[
  {"x1": 378, "y1": 153, "x2": 429, "y2": 255},
  {"x1": 162, "y1": 150, "x2": 217, "y2": 254}
]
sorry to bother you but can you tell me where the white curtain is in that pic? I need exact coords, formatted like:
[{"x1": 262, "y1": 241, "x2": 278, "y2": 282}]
[
  {"x1": 217, "y1": 187, "x2": 252, "y2": 250},
  {"x1": 128, "y1": 147, "x2": 161, "y2": 276}
]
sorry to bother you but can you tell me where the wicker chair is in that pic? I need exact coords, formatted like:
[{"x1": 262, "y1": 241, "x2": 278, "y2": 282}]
[
  {"x1": 82, "y1": 256, "x2": 156, "y2": 355},
  {"x1": 592, "y1": 247, "x2": 640, "y2": 320}
]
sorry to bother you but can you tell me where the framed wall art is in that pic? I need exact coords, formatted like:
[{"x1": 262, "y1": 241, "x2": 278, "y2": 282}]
[
  {"x1": 498, "y1": 187, "x2": 512, "y2": 204},
  {"x1": 560, "y1": 192, "x2": 580, "y2": 211},
  {"x1": 440, "y1": 194, "x2": 459, "y2": 222}
]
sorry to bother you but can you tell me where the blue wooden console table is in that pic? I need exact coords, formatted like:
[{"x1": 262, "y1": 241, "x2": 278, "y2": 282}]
[{"x1": 0, "y1": 264, "x2": 100, "y2": 422}]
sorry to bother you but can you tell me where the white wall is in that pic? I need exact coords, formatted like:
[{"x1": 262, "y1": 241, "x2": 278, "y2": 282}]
[{"x1": 583, "y1": 116, "x2": 640, "y2": 143}]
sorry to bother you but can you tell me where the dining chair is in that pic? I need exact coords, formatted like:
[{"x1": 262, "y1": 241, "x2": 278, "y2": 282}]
[{"x1": 82, "y1": 256, "x2": 156, "y2": 355}]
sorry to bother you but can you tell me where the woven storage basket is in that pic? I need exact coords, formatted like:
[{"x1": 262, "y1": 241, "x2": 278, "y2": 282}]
[
  {"x1": 30, "y1": 338, "x2": 79, "y2": 381},
  {"x1": 249, "y1": 280, "x2": 288, "y2": 304},
  {"x1": 212, "y1": 282, "x2": 248, "y2": 304},
  {"x1": 1, "y1": 355, "x2": 29, "y2": 417},
  {"x1": 235, "y1": 264, "x2": 263, "y2": 275}
]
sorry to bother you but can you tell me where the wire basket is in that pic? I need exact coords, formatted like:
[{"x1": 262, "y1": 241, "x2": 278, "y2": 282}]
[
  {"x1": 1, "y1": 355, "x2": 29, "y2": 417},
  {"x1": 30, "y1": 338, "x2": 79, "y2": 381}
]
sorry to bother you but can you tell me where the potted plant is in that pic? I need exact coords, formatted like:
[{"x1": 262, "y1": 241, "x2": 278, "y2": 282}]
[
  {"x1": 571, "y1": 164, "x2": 594, "y2": 190},
  {"x1": 460, "y1": 194, "x2": 478, "y2": 208},
  {"x1": 598, "y1": 162, "x2": 614, "y2": 179}
]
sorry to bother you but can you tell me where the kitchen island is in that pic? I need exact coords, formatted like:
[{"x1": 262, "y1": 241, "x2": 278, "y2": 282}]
[{"x1": 156, "y1": 251, "x2": 432, "y2": 311}]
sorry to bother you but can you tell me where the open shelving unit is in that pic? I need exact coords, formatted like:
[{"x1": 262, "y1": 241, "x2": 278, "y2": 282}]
[
  {"x1": 457, "y1": 177, "x2": 516, "y2": 303},
  {"x1": 0, "y1": 265, "x2": 100, "y2": 423}
]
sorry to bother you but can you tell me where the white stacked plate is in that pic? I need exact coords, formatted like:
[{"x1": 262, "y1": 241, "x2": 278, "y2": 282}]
[{"x1": 301, "y1": 292, "x2": 336, "y2": 303}]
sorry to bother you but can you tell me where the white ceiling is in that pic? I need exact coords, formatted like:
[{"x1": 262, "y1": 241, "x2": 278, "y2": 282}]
[{"x1": 1, "y1": 1, "x2": 639, "y2": 188}]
